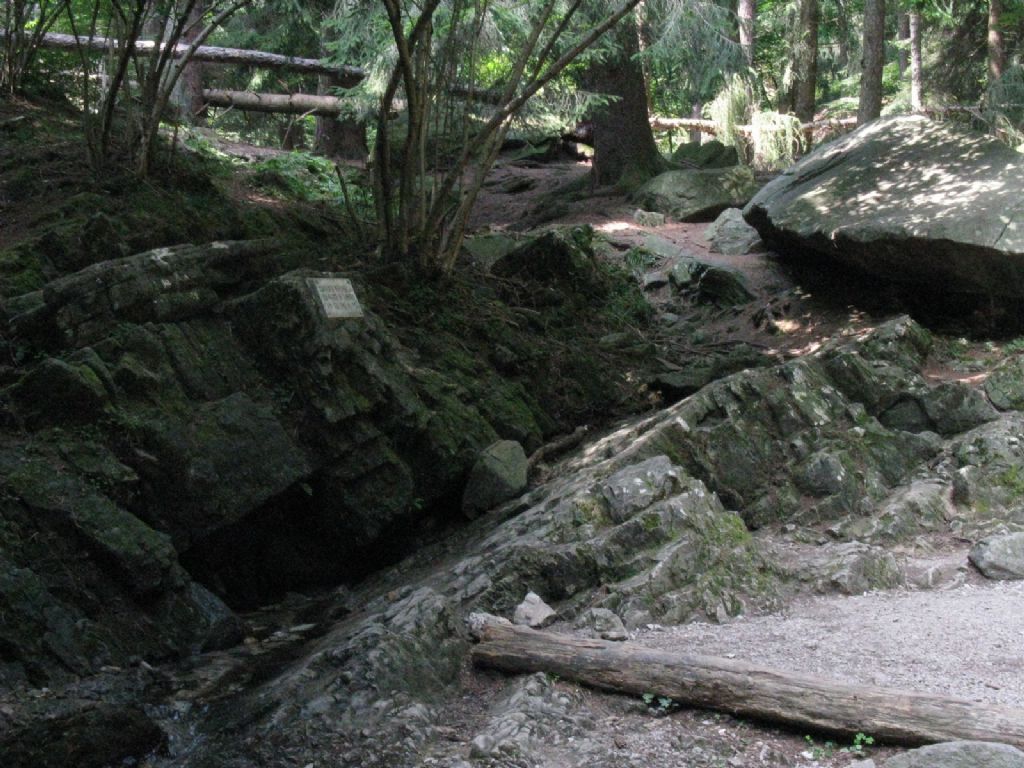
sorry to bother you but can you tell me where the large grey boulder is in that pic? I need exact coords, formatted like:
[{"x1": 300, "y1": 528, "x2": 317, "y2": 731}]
[
  {"x1": 744, "y1": 116, "x2": 1024, "y2": 297},
  {"x1": 462, "y1": 439, "x2": 529, "y2": 517},
  {"x1": 884, "y1": 741, "x2": 1024, "y2": 768},
  {"x1": 707, "y1": 208, "x2": 764, "y2": 255},
  {"x1": 969, "y1": 532, "x2": 1024, "y2": 579},
  {"x1": 633, "y1": 166, "x2": 761, "y2": 222}
]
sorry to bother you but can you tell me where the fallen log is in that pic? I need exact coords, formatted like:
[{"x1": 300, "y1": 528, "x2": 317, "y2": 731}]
[
  {"x1": 201, "y1": 89, "x2": 344, "y2": 116},
  {"x1": 471, "y1": 620, "x2": 1024, "y2": 747},
  {"x1": 649, "y1": 115, "x2": 858, "y2": 138},
  {"x1": 0, "y1": 30, "x2": 364, "y2": 86}
]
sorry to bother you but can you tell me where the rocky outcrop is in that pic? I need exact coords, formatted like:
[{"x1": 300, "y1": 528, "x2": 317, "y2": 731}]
[
  {"x1": 165, "y1": 316, "x2": 1023, "y2": 768},
  {"x1": 0, "y1": 230, "x2": 641, "y2": 685},
  {"x1": 632, "y1": 167, "x2": 760, "y2": 222},
  {"x1": 744, "y1": 116, "x2": 1024, "y2": 298}
]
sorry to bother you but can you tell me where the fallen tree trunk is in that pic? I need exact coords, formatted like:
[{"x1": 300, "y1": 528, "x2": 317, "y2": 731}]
[
  {"x1": 649, "y1": 115, "x2": 858, "y2": 138},
  {"x1": 0, "y1": 30, "x2": 364, "y2": 85},
  {"x1": 471, "y1": 621, "x2": 1024, "y2": 747},
  {"x1": 201, "y1": 89, "x2": 344, "y2": 116}
]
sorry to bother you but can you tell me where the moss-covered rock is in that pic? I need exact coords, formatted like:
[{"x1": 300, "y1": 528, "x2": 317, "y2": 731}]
[
  {"x1": 0, "y1": 703, "x2": 165, "y2": 768},
  {"x1": 671, "y1": 139, "x2": 740, "y2": 169},
  {"x1": 985, "y1": 355, "x2": 1024, "y2": 411},
  {"x1": 632, "y1": 167, "x2": 760, "y2": 222},
  {"x1": 6, "y1": 356, "x2": 109, "y2": 425}
]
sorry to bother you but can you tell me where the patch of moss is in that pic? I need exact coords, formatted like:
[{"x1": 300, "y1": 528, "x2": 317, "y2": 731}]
[{"x1": 998, "y1": 465, "x2": 1024, "y2": 498}]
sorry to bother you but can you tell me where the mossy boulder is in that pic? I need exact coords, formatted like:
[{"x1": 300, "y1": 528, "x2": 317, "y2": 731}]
[
  {"x1": 985, "y1": 355, "x2": 1024, "y2": 411},
  {"x1": 671, "y1": 139, "x2": 740, "y2": 169},
  {"x1": 950, "y1": 414, "x2": 1024, "y2": 529},
  {"x1": 462, "y1": 440, "x2": 529, "y2": 518},
  {"x1": 632, "y1": 167, "x2": 760, "y2": 222},
  {"x1": 7, "y1": 356, "x2": 110, "y2": 425}
]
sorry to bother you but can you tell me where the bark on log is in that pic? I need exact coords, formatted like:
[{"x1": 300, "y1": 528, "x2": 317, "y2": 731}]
[
  {"x1": 202, "y1": 89, "x2": 344, "y2": 116},
  {"x1": 471, "y1": 621, "x2": 1024, "y2": 748},
  {"x1": 0, "y1": 30, "x2": 364, "y2": 85}
]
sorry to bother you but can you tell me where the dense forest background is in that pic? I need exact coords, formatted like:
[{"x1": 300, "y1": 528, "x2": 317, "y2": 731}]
[{"x1": 2, "y1": 0, "x2": 1023, "y2": 267}]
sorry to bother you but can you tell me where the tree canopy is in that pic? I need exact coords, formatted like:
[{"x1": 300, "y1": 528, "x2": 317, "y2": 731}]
[{"x1": 2, "y1": 0, "x2": 1022, "y2": 267}]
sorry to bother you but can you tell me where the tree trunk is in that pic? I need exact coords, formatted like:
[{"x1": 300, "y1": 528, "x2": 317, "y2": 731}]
[
  {"x1": 316, "y1": 115, "x2": 369, "y2": 161},
  {"x1": 857, "y1": 0, "x2": 886, "y2": 124},
  {"x1": 897, "y1": 12, "x2": 909, "y2": 78},
  {"x1": 988, "y1": 0, "x2": 1005, "y2": 83},
  {"x1": 909, "y1": 11, "x2": 923, "y2": 111},
  {"x1": 315, "y1": 72, "x2": 368, "y2": 162},
  {"x1": 471, "y1": 622, "x2": 1024, "y2": 748},
  {"x1": 793, "y1": 0, "x2": 820, "y2": 122},
  {"x1": 737, "y1": 0, "x2": 756, "y2": 69},
  {"x1": 169, "y1": 1, "x2": 207, "y2": 123},
  {"x1": 834, "y1": 0, "x2": 851, "y2": 73},
  {"x1": 586, "y1": 16, "x2": 664, "y2": 187},
  {"x1": 688, "y1": 101, "x2": 703, "y2": 144}
]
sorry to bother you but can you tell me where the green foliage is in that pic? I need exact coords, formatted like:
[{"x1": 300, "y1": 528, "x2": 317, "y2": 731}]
[
  {"x1": 708, "y1": 74, "x2": 751, "y2": 148},
  {"x1": 623, "y1": 247, "x2": 657, "y2": 278},
  {"x1": 247, "y1": 152, "x2": 340, "y2": 200},
  {"x1": 749, "y1": 110, "x2": 805, "y2": 169},
  {"x1": 640, "y1": 0, "x2": 745, "y2": 114},
  {"x1": 841, "y1": 732, "x2": 876, "y2": 756},
  {"x1": 985, "y1": 65, "x2": 1024, "y2": 148},
  {"x1": 641, "y1": 692, "x2": 678, "y2": 713},
  {"x1": 803, "y1": 734, "x2": 837, "y2": 759},
  {"x1": 805, "y1": 731, "x2": 875, "y2": 758}
]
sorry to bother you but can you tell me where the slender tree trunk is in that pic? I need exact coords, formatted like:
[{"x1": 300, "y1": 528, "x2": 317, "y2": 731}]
[
  {"x1": 988, "y1": 0, "x2": 1005, "y2": 83},
  {"x1": 737, "y1": 0, "x2": 756, "y2": 69},
  {"x1": 689, "y1": 100, "x2": 703, "y2": 144},
  {"x1": 909, "y1": 10, "x2": 923, "y2": 111},
  {"x1": 896, "y1": 12, "x2": 909, "y2": 78},
  {"x1": 793, "y1": 0, "x2": 820, "y2": 122},
  {"x1": 587, "y1": 16, "x2": 664, "y2": 187},
  {"x1": 834, "y1": 0, "x2": 851, "y2": 73},
  {"x1": 857, "y1": 0, "x2": 886, "y2": 124}
]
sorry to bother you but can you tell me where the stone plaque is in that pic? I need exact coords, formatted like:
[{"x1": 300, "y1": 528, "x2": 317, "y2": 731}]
[{"x1": 309, "y1": 277, "x2": 364, "y2": 319}]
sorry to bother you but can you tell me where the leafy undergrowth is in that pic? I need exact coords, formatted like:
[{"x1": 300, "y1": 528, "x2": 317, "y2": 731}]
[{"x1": 0, "y1": 98, "x2": 356, "y2": 299}]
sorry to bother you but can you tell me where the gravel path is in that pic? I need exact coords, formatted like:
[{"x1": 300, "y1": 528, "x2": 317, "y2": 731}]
[{"x1": 637, "y1": 577, "x2": 1024, "y2": 709}]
